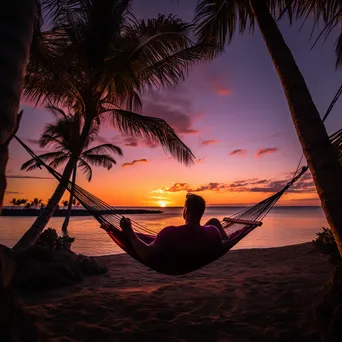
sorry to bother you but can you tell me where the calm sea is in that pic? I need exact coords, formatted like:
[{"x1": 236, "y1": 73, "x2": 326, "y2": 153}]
[{"x1": 0, "y1": 206, "x2": 327, "y2": 256}]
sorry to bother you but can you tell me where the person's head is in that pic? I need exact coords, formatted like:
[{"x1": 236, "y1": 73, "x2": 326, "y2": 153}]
[{"x1": 183, "y1": 193, "x2": 206, "y2": 222}]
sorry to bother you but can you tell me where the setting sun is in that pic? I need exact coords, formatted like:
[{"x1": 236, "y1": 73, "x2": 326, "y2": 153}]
[{"x1": 158, "y1": 201, "x2": 167, "y2": 208}]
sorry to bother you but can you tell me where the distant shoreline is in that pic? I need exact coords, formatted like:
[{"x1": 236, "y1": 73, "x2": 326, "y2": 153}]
[{"x1": 0, "y1": 208, "x2": 163, "y2": 217}]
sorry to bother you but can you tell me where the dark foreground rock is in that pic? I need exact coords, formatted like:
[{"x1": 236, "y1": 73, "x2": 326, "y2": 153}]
[{"x1": 13, "y1": 247, "x2": 108, "y2": 292}]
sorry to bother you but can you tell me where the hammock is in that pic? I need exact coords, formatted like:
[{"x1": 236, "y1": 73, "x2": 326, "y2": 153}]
[{"x1": 14, "y1": 136, "x2": 308, "y2": 275}]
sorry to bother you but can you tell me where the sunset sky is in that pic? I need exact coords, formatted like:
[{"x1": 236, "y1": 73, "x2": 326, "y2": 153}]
[{"x1": 4, "y1": 0, "x2": 342, "y2": 207}]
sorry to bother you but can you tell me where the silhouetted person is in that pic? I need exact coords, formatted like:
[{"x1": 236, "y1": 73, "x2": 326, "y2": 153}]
[{"x1": 103, "y1": 194, "x2": 229, "y2": 264}]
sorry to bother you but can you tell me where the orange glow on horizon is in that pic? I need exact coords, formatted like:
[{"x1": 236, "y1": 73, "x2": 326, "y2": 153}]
[{"x1": 158, "y1": 201, "x2": 167, "y2": 207}]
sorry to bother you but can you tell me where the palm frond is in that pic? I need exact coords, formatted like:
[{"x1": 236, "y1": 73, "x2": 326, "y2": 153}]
[
  {"x1": 48, "y1": 154, "x2": 70, "y2": 168},
  {"x1": 78, "y1": 158, "x2": 93, "y2": 181},
  {"x1": 102, "y1": 14, "x2": 212, "y2": 105},
  {"x1": 46, "y1": 104, "x2": 68, "y2": 118},
  {"x1": 82, "y1": 143, "x2": 123, "y2": 156},
  {"x1": 41, "y1": 0, "x2": 91, "y2": 27},
  {"x1": 21, "y1": 151, "x2": 67, "y2": 171},
  {"x1": 107, "y1": 108, "x2": 195, "y2": 165},
  {"x1": 81, "y1": 154, "x2": 117, "y2": 170},
  {"x1": 194, "y1": 0, "x2": 254, "y2": 51},
  {"x1": 291, "y1": 0, "x2": 342, "y2": 67},
  {"x1": 330, "y1": 128, "x2": 342, "y2": 163}
]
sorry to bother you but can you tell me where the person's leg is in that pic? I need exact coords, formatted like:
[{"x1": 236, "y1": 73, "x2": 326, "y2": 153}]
[{"x1": 205, "y1": 218, "x2": 229, "y2": 240}]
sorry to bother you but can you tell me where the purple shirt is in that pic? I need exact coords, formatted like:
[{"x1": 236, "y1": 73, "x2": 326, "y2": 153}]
[{"x1": 153, "y1": 224, "x2": 223, "y2": 260}]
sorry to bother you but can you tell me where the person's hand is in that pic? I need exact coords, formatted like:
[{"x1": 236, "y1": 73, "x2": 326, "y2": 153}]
[{"x1": 120, "y1": 216, "x2": 133, "y2": 235}]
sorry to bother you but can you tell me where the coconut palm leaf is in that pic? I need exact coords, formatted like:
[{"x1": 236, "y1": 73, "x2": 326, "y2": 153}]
[
  {"x1": 102, "y1": 14, "x2": 211, "y2": 103},
  {"x1": 49, "y1": 154, "x2": 70, "y2": 169},
  {"x1": 108, "y1": 108, "x2": 195, "y2": 165},
  {"x1": 330, "y1": 128, "x2": 342, "y2": 163},
  {"x1": 289, "y1": 0, "x2": 342, "y2": 67},
  {"x1": 46, "y1": 105, "x2": 68, "y2": 119},
  {"x1": 194, "y1": 0, "x2": 254, "y2": 50},
  {"x1": 21, "y1": 151, "x2": 67, "y2": 171},
  {"x1": 81, "y1": 154, "x2": 117, "y2": 170},
  {"x1": 78, "y1": 158, "x2": 93, "y2": 181},
  {"x1": 82, "y1": 144, "x2": 123, "y2": 156},
  {"x1": 39, "y1": 133, "x2": 65, "y2": 149}
]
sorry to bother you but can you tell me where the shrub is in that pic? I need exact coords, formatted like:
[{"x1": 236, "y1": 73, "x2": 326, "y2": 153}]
[
  {"x1": 313, "y1": 227, "x2": 341, "y2": 265},
  {"x1": 34, "y1": 228, "x2": 75, "y2": 251}
]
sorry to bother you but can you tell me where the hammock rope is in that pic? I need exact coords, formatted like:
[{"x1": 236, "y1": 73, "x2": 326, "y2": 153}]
[{"x1": 14, "y1": 135, "x2": 308, "y2": 275}]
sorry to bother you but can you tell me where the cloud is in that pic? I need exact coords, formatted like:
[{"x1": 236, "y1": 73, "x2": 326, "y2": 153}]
[
  {"x1": 207, "y1": 74, "x2": 231, "y2": 96},
  {"x1": 95, "y1": 135, "x2": 110, "y2": 144},
  {"x1": 152, "y1": 173, "x2": 315, "y2": 195},
  {"x1": 217, "y1": 88, "x2": 231, "y2": 96},
  {"x1": 201, "y1": 140, "x2": 217, "y2": 146},
  {"x1": 5, "y1": 191, "x2": 23, "y2": 195},
  {"x1": 26, "y1": 139, "x2": 40, "y2": 145},
  {"x1": 121, "y1": 159, "x2": 149, "y2": 168},
  {"x1": 7, "y1": 175, "x2": 52, "y2": 179},
  {"x1": 142, "y1": 91, "x2": 199, "y2": 135},
  {"x1": 143, "y1": 102, "x2": 199, "y2": 135},
  {"x1": 256, "y1": 147, "x2": 279, "y2": 157},
  {"x1": 229, "y1": 149, "x2": 247, "y2": 156},
  {"x1": 167, "y1": 183, "x2": 191, "y2": 192},
  {"x1": 122, "y1": 136, "x2": 159, "y2": 149},
  {"x1": 196, "y1": 158, "x2": 205, "y2": 164},
  {"x1": 290, "y1": 197, "x2": 319, "y2": 202}
]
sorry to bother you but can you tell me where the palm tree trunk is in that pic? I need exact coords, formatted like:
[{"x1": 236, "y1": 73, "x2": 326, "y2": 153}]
[
  {"x1": 13, "y1": 119, "x2": 93, "y2": 250},
  {"x1": 250, "y1": 0, "x2": 342, "y2": 256},
  {"x1": 0, "y1": 1, "x2": 36, "y2": 211},
  {"x1": 61, "y1": 166, "x2": 77, "y2": 234}
]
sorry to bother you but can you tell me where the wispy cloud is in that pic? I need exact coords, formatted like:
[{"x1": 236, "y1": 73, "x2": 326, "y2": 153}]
[
  {"x1": 7, "y1": 175, "x2": 52, "y2": 179},
  {"x1": 152, "y1": 173, "x2": 315, "y2": 195},
  {"x1": 196, "y1": 158, "x2": 205, "y2": 164},
  {"x1": 207, "y1": 74, "x2": 231, "y2": 96},
  {"x1": 143, "y1": 91, "x2": 199, "y2": 135},
  {"x1": 121, "y1": 159, "x2": 149, "y2": 168},
  {"x1": 5, "y1": 191, "x2": 23, "y2": 195},
  {"x1": 256, "y1": 147, "x2": 279, "y2": 157},
  {"x1": 122, "y1": 136, "x2": 159, "y2": 149},
  {"x1": 25, "y1": 138, "x2": 40, "y2": 145},
  {"x1": 201, "y1": 140, "x2": 217, "y2": 146},
  {"x1": 229, "y1": 149, "x2": 247, "y2": 156}
]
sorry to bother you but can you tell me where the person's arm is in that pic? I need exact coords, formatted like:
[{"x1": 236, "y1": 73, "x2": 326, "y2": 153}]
[{"x1": 119, "y1": 217, "x2": 161, "y2": 262}]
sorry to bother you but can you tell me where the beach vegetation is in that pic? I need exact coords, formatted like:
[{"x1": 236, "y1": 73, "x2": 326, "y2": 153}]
[
  {"x1": 21, "y1": 109, "x2": 123, "y2": 234},
  {"x1": 13, "y1": 0, "x2": 209, "y2": 250},
  {"x1": 194, "y1": 0, "x2": 342, "y2": 257}
]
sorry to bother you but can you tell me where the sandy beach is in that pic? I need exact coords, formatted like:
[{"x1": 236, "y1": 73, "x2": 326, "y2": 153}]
[{"x1": 20, "y1": 242, "x2": 332, "y2": 342}]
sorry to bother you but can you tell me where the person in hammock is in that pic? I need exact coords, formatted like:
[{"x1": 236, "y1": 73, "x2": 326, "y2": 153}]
[{"x1": 111, "y1": 194, "x2": 229, "y2": 264}]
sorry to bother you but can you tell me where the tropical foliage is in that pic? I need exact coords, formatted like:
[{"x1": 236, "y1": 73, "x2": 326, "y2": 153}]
[
  {"x1": 21, "y1": 108, "x2": 123, "y2": 182},
  {"x1": 14, "y1": 0, "x2": 212, "y2": 250},
  {"x1": 21, "y1": 107, "x2": 123, "y2": 232},
  {"x1": 193, "y1": 0, "x2": 342, "y2": 256}
]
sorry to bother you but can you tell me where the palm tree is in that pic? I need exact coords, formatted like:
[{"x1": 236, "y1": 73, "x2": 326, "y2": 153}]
[
  {"x1": 21, "y1": 108, "x2": 123, "y2": 233},
  {"x1": 19, "y1": 199, "x2": 28, "y2": 208},
  {"x1": 31, "y1": 198, "x2": 43, "y2": 209},
  {"x1": 25, "y1": 202, "x2": 32, "y2": 209},
  {"x1": 0, "y1": 1, "x2": 37, "y2": 212},
  {"x1": 10, "y1": 198, "x2": 17, "y2": 208},
  {"x1": 194, "y1": 0, "x2": 342, "y2": 256},
  {"x1": 61, "y1": 200, "x2": 69, "y2": 209},
  {"x1": 13, "y1": 0, "x2": 211, "y2": 250}
]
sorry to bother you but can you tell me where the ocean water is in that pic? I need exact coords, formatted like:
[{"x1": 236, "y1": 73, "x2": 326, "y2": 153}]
[{"x1": 0, "y1": 206, "x2": 327, "y2": 256}]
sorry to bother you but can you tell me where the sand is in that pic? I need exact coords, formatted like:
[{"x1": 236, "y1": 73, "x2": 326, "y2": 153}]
[{"x1": 23, "y1": 243, "x2": 333, "y2": 342}]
